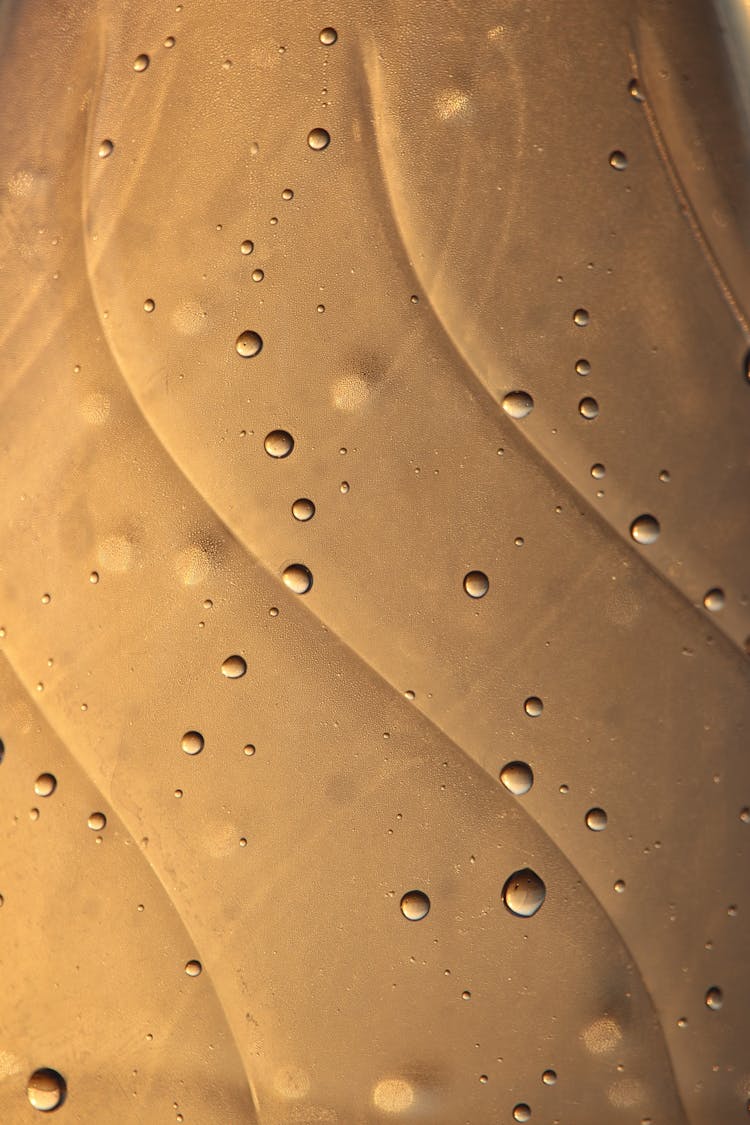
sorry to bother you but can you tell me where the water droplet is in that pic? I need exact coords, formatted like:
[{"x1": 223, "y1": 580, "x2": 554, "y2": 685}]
[
  {"x1": 585, "y1": 807, "x2": 608, "y2": 831},
  {"x1": 181, "y1": 730, "x2": 204, "y2": 755},
  {"x1": 400, "y1": 889, "x2": 430, "y2": 920},
  {"x1": 502, "y1": 868, "x2": 546, "y2": 917},
  {"x1": 677, "y1": 1016, "x2": 688, "y2": 1028},
  {"x1": 185, "y1": 959, "x2": 202, "y2": 977},
  {"x1": 133, "y1": 53, "x2": 150, "y2": 72},
  {"x1": 579, "y1": 396, "x2": 599, "y2": 419},
  {"x1": 292, "y1": 498, "x2": 315, "y2": 521},
  {"x1": 307, "y1": 127, "x2": 331, "y2": 151},
  {"x1": 573, "y1": 308, "x2": 589, "y2": 326},
  {"x1": 29, "y1": 807, "x2": 39, "y2": 821},
  {"x1": 502, "y1": 390, "x2": 534, "y2": 419},
  {"x1": 614, "y1": 879, "x2": 626, "y2": 893},
  {"x1": 41, "y1": 593, "x2": 51, "y2": 604},
  {"x1": 463, "y1": 570, "x2": 489, "y2": 598},
  {"x1": 264, "y1": 430, "x2": 294, "y2": 458},
  {"x1": 542, "y1": 1070, "x2": 557, "y2": 1086},
  {"x1": 705, "y1": 986, "x2": 723, "y2": 1010},
  {"x1": 630, "y1": 514, "x2": 660, "y2": 545},
  {"x1": 739, "y1": 807, "x2": 750, "y2": 823},
  {"x1": 461, "y1": 990, "x2": 471, "y2": 1000},
  {"x1": 319, "y1": 27, "x2": 338, "y2": 45},
  {"x1": 524, "y1": 696, "x2": 543, "y2": 717},
  {"x1": 252, "y1": 268, "x2": 264, "y2": 282},
  {"x1": 143, "y1": 298, "x2": 155, "y2": 312},
  {"x1": 27, "y1": 1068, "x2": 66, "y2": 1112},
  {"x1": 629, "y1": 78, "x2": 645, "y2": 101},
  {"x1": 575, "y1": 358, "x2": 591, "y2": 375},
  {"x1": 282, "y1": 564, "x2": 313, "y2": 594},
  {"x1": 281, "y1": 188, "x2": 294, "y2": 201},
  {"x1": 659, "y1": 469, "x2": 671, "y2": 482},
  {"x1": 479, "y1": 1074, "x2": 488, "y2": 1084},
  {"x1": 89, "y1": 571, "x2": 100, "y2": 585},
  {"x1": 164, "y1": 35, "x2": 175, "y2": 48},
  {"x1": 340, "y1": 481, "x2": 350, "y2": 493},
  {"x1": 98, "y1": 139, "x2": 114, "y2": 158},
  {"x1": 244, "y1": 744, "x2": 256, "y2": 756},
  {"x1": 240, "y1": 240, "x2": 254, "y2": 255},
  {"x1": 703, "y1": 588, "x2": 725, "y2": 612},
  {"x1": 609, "y1": 150, "x2": 628, "y2": 170},
  {"x1": 591, "y1": 463, "x2": 606, "y2": 479},
  {"x1": 34, "y1": 773, "x2": 56, "y2": 798},
  {"x1": 235, "y1": 330, "x2": 263, "y2": 358},
  {"x1": 221, "y1": 655, "x2": 247, "y2": 679},
  {"x1": 88, "y1": 812, "x2": 106, "y2": 831},
  {"x1": 513, "y1": 1103, "x2": 532, "y2": 1122},
  {"x1": 500, "y1": 761, "x2": 534, "y2": 796}
]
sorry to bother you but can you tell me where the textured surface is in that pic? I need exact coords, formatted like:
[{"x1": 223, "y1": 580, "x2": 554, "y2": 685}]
[{"x1": 1, "y1": 0, "x2": 749, "y2": 1121}]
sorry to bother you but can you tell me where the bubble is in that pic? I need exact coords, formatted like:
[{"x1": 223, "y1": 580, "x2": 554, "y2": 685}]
[
  {"x1": 143, "y1": 298, "x2": 155, "y2": 313},
  {"x1": 185, "y1": 960, "x2": 202, "y2": 977},
  {"x1": 705, "y1": 986, "x2": 723, "y2": 1010},
  {"x1": 87, "y1": 812, "x2": 106, "y2": 831},
  {"x1": 524, "y1": 696, "x2": 543, "y2": 717},
  {"x1": 513, "y1": 1104, "x2": 531, "y2": 1122},
  {"x1": 630, "y1": 514, "x2": 660, "y2": 545},
  {"x1": 282, "y1": 564, "x2": 313, "y2": 594},
  {"x1": 307, "y1": 127, "x2": 331, "y2": 151},
  {"x1": 292, "y1": 498, "x2": 315, "y2": 521},
  {"x1": 221, "y1": 655, "x2": 247, "y2": 679},
  {"x1": 502, "y1": 390, "x2": 534, "y2": 419},
  {"x1": 463, "y1": 570, "x2": 489, "y2": 598},
  {"x1": 703, "y1": 588, "x2": 725, "y2": 612},
  {"x1": 573, "y1": 308, "x2": 589, "y2": 326},
  {"x1": 585, "y1": 807, "x2": 608, "y2": 831},
  {"x1": 27, "y1": 1068, "x2": 66, "y2": 1112},
  {"x1": 629, "y1": 78, "x2": 645, "y2": 101},
  {"x1": 591, "y1": 463, "x2": 606, "y2": 479},
  {"x1": 502, "y1": 868, "x2": 546, "y2": 917},
  {"x1": 609, "y1": 150, "x2": 628, "y2": 170},
  {"x1": 34, "y1": 773, "x2": 56, "y2": 798},
  {"x1": 576, "y1": 358, "x2": 591, "y2": 375},
  {"x1": 319, "y1": 27, "x2": 338, "y2": 45},
  {"x1": 181, "y1": 730, "x2": 204, "y2": 755},
  {"x1": 264, "y1": 430, "x2": 294, "y2": 458},
  {"x1": 500, "y1": 761, "x2": 534, "y2": 796},
  {"x1": 133, "y1": 53, "x2": 150, "y2": 71},
  {"x1": 252, "y1": 269, "x2": 264, "y2": 282},
  {"x1": 400, "y1": 889, "x2": 430, "y2": 921},
  {"x1": 235, "y1": 330, "x2": 263, "y2": 358},
  {"x1": 579, "y1": 396, "x2": 599, "y2": 419},
  {"x1": 542, "y1": 1070, "x2": 557, "y2": 1085},
  {"x1": 240, "y1": 240, "x2": 254, "y2": 255},
  {"x1": 98, "y1": 139, "x2": 114, "y2": 159}
]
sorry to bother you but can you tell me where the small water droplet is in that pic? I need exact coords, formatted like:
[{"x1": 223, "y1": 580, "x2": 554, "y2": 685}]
[
  {"x1": 629, "y1": 78, "x2": 645, "y2": 101},
  {"x1": 319, "y1": 27, "x2": 338, "y2": 45},
  {"x1": 264, "y1": 429, "x2": 294, "y2": 458},
  {"x1": 34, "y1": 773, "x2": 56, "y2": 798},
  {"x1": 461, "y1": 990, "x2": 471, "y2": 1000},
  {"x1": 463, "y1": 570, "x2": 489, "y2": 598},
  {"x1": 27, "y1": 1068, "x2": 66, "y2": 1112},
  {"x1": 609, "y1": 150, "x2": 628, "y2": 170},
  {"x1": 164, "y1": 35, "x2": 175, "y2": 48},
  {"x1": 542, "y1": 1070, "x2": 557, "y2": 1086},
  {"x1": 89, "y1": 571, "x2": 99, "y2": 584},
  {"x1": 181, "y1": 730, "x2": 204, "y2": 755},
  {"x1": 502, "y1": 390, "x2": 534, "y2": 419},
  {"x1": 400, "y1": 889, "x2": 430, "y2": 920},
  {"x1": 591, "y1": 463, "x2": 606, "y2": 479},
  {"x1": 143, "y1": 298, "x2": 155, "y2": 312},
  {"x1": 579, "y1": 396, "x2": 599, "y2": 419},
  {"x1": 240, "y1": 239, "x2": 254, "y2": 255},
  {"x1": 98, "y1": 139, "x2": 114, "y2": 159},
  {"x1": 585, "y1": 807, "x2": 608, "y2": 831},
  {"x1": 703, "y1": 588, "x2": 725, "y2": 612},
  {"x1": 239, "y1": 837, "x2": 248, "y2": 847},
  {"x1": 340, "y1": 481, "x2": 350, "y2": 493},
  {"x1": 502, "y1": 868, "x2": 546, "y2": 917},
  {"x1": 307, "y1": 127, "x2": 331, "y2": 151},
  {"x1": 41, "y1": 593, "x2": 51, "y2": 604},
  {"x1": 573, "y1": 308, "x2": 589, "y2": 326},
  {"x1": 500, "y1": 761, "x2": 534, "y2": 796},
  {"x1": 658, "y1": 469, "x2": 670, "y2": 482},
  {"x1": 251, "y1": 268, "x2": 264, "y2": 282},
  {"x1": 479, "y1": 1074, "x2": 488, "y2": 1084},
  {"x1": 630, "y1": 514, "x2": 660, "y2": 544},
  {"x1": 235, "y1": 330, "x2": 263, "y2": 358},
  {"x1": 185, "y1": 959, "x2": 202, "y2": 977},
  {"x1": 513, "y1": 1103, "x2": 532, "y2": 1122},
  {"x1": 281, "y1": 188, "x2": 294, "y2": 200},
  {"x1": 739, "y1": 807, "x2": 750, "y2": 823},
  {"x1": 133, "y1": 53, "x2": 150, "y2": 72},
  {"x1": 677, "y1": 1016, "x2": 688, "y2": 1027},
  {"x1": 705, "y1": 986, "x2": 723, "y2": 1010},
  {"x1": 292, "y1": 498, "x2": 315, "y2": 521},
  {"x1": 575, "y1": 358, "x2": 591, "y2": 375},
  {"x1": 221, "y1": 655, "x2": 247, "y2": 679},
  {"x1": 404, "y1": 690, "x2": 415, "y2": 700},
  {"x1": 524, "y1": 696, "x2": 543, "y2": 717},
  {"x1": 88, "y1": 812, "x2": 106, "y2": 831},
  {"x1": 282, "y1": 564, "x2": 313, "y2": 594}
]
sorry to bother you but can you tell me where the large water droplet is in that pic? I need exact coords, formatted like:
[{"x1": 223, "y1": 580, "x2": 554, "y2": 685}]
[
  {"x1": 34, "y1": 773, "x2": 56, "y2": 798},
  {"x1": 609, "y1": 150, "x2": 628, "y2": 170},
  {"x1": 282, "y1": 564, "x2": 313, "y2": 594},
  {"x1": 292, "y1": 498, "x2": 315, "y2": 521},
  {"x1": 221, "y1": 655, "x2": 247, "y2": 679},
  {"x1": 185, "y1": 959, "x2": 202, "y2": 977},
  {"x1": 181, "y1": 730, "x2": 204, "y2": 755},
  {"x1": 703, "y1": 588, "x2": 725, "y2": 612},
  {"x1": 575, "y1": 358, "x2": 591, "y2": 375},
  {"x1": 307, "y1": 127, "x2": 331, "y2": 151},
  {"x1": 319, "y1": 27, "x2": 338, "y2": 45},
  {"x1": 524, "y1": 696, "x2": 543, "y2": 717},
  {"x1": 87, "y1": 812, "x2": 106, "y2": 831},
  {"x1": 579, "y1": 397, "x2": 599, "y2": 420},
  {"x1": 400, "y1": 890, "x2": 430, "y2": 920},
  {"x1": 502, "y1": 391, "x2": 534, "y2": 419},
  {"x1": 542, "y1": 1070, "x2": 557, "y2": 1086},
  {"x1": 27, "y1": 1068, "x2": 66, "y2": 1112},
  {"x1": 133, "y1": 54, "x2": 150, "y2": 72},
  {"x1": 705, "y1": 986, "x2": 723, "y2": 1010},
  {"x1": 591, "y1": 463, "x2": 606, "y2": 479},
  {"x1": 513, "y1": 1104, "x2": 532, "y2": 1122},
  {"x1": 235, "y1": 330, "x2": 263, "y2": 358},
  {"x1": 502, "y1": 868, "x2": 546, "y2": 917},
  {"x1": 585, "y1": 807, "x2": 608, "y2": 831},
  {"x1": 264, "y1": 430, "x2": 294, "y2": 458},
  {"x1": 463, "y1": 570, "x2": 489, "y2": 598},
  {"x1": 500, "y1": 761, "x2": 534, "y2": 796},
  {"x1": 240, "y1": 239, "x2": 254, "y2": 255},
  {"x1": 98, "y1": 139, "x2": 114, "y2": 159},
  {"x1": 630, "y1": 514, "x2": 660, "y2": 545},
  {"x1": 573, "y1": 308, "x2": 590, "y2": 326}
]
